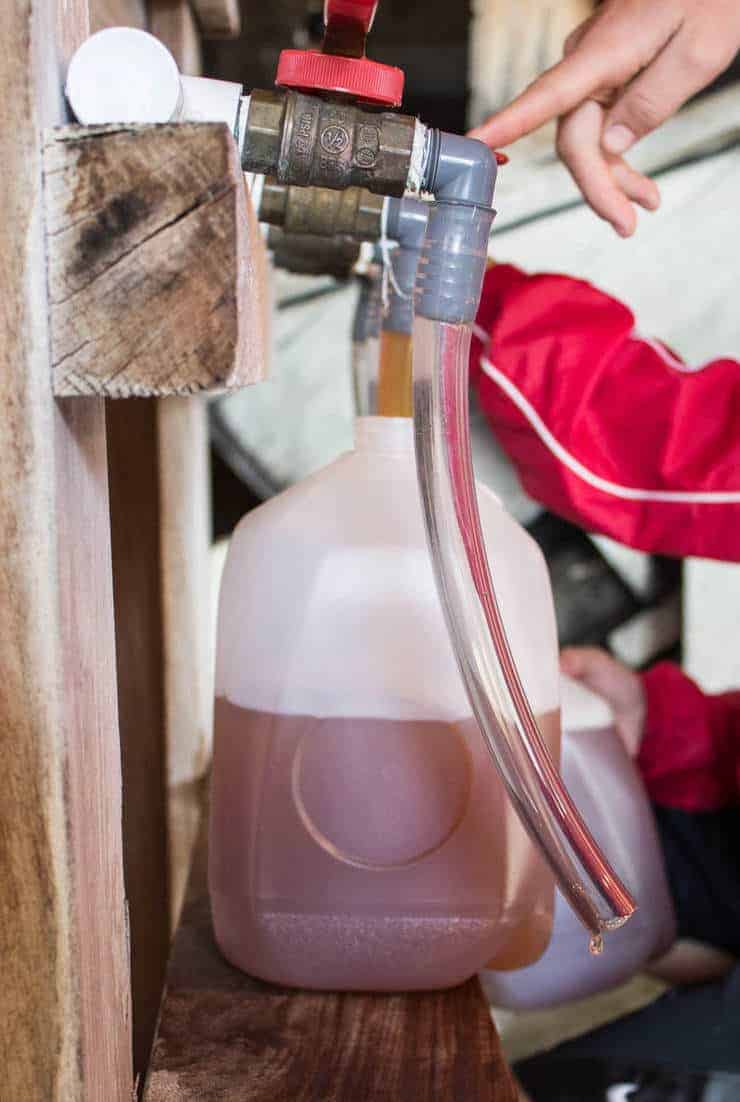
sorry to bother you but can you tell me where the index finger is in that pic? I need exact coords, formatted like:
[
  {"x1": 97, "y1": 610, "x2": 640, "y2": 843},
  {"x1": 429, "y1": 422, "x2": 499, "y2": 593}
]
[{"x1": 469, "y1": 47, "x2": 612, "y2": 147}]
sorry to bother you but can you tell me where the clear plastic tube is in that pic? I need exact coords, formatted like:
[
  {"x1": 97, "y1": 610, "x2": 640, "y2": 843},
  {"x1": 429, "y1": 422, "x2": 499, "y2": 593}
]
[
  {"x1": 352, "y1": 272, "x2": 383, "y2": 416},
  {"x1": 352, "y1": 336, "x2": 380, "y2": 416},
  {"x1": 412, "y1": 315, "x2": 636, "y2": 944}
]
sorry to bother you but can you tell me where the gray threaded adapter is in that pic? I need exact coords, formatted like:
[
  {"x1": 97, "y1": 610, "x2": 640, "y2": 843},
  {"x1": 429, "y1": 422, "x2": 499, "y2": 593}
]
[
  {"x1": 414, "y1": 133, "x2": 497, "y2": 324},
  {"x1": 383, "y1": 197, "x2": 429, "y2": 335},
  {"x1": 415, "y1": 201, "x2": 494, "y2": 325}
]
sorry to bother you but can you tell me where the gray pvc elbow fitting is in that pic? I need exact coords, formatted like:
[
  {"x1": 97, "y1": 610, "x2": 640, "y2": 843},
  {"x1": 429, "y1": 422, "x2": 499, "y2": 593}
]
[
  {"x1": 415, "y1": 133, "x2": 497, "y2": 325},
  {"x1": 383, "y1": 197, "x2": 429, "y2": 335},
  {"x1": 421, "y1": 131, "x2": 497, "y2": 208}
]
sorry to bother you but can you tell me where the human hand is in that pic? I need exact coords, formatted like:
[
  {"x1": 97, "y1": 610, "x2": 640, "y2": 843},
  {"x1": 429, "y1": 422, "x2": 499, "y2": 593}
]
[
  {"x1": 560, "y1": 646, "x2": 646, "y2": 755},
  {"x1": 470, "y1": 0, "x2": 740, "y2": 236}
]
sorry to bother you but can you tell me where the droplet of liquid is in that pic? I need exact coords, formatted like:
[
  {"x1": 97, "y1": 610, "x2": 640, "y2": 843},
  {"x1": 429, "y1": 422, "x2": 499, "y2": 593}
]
[{"x1": 589, "y1": 933, "x2": 604, "y2": 956}]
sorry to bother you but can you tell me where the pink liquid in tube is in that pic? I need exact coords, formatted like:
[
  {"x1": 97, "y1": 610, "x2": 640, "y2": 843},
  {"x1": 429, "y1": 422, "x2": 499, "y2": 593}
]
[{"x1": 411, "y1": 316, "x2": 635, "y2": 944}]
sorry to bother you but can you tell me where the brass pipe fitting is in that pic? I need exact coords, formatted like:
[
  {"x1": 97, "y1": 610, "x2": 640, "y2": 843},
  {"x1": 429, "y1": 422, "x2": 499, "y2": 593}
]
[
  {"x1": 266, "y1": 227, "x2": 360, "y2": 280},
  {"x1": 259, "y1": 179, "x2": 384, "y2": 242},
  {"x1": 243, "y1": 89, "x2": 416, "y2": 197}
]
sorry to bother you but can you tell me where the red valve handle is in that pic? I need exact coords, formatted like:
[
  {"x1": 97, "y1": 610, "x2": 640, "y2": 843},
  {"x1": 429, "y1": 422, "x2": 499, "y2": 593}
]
[
  {"x1": 276, "y1": 52, "x2": 404, "y2": 106},
  {"x1": 276, "y1": 0, "x2": 404, "y2": 107},
  {"x1": 323, "y1": 0, "x2": 378, "y2": 40}
]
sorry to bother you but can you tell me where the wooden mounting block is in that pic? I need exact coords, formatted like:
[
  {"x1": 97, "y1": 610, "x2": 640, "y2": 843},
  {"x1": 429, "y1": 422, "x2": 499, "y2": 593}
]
[
  {"x1": 143, "y1": 825, "x2": 519, "y2": 1102},
  {"x1": 43, "y1": 122, "x2": 269, "y2": 397}
]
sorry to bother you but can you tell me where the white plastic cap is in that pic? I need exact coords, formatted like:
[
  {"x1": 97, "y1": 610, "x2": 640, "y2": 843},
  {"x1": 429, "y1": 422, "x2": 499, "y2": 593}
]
[{"x1": 65, "y1": 28, "x2": 182, "y2": 125}]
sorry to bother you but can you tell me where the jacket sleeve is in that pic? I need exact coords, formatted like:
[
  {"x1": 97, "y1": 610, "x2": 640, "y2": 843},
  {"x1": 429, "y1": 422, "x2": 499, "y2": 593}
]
[
  {"x1": 471, "y1": 264, "x2": 740, "y2": 561},
  {"x1": 638, "y1": 663, "x2": 740, "y2": 812}
]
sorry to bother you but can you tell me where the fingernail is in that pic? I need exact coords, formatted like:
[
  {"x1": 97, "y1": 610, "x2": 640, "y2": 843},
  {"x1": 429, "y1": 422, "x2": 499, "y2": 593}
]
[
  {"x1": 603, "y1": 124, "x2": 635, "y2": 155},
  {"x1": 614, "y1": 221, "x2": 632, "y2": 238}
]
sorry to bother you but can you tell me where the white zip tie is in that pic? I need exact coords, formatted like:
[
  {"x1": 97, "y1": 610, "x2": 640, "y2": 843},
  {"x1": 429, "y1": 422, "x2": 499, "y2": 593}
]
[
  {"x1": 354, "y1": 241, "x2": 377, "y2": 276},
  {"x1": 379, "y1": 197, "x2": 411, "y2": 313}
]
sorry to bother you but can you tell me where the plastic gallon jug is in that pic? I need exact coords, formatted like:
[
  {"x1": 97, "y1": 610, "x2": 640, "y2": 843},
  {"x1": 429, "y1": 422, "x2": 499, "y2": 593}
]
[
  {"x1": 482, "y1": 674, "x2": 677, "y2": 1010},
  {"x1": 210, "y1": 416, "x2": 561, "y2": 991}
]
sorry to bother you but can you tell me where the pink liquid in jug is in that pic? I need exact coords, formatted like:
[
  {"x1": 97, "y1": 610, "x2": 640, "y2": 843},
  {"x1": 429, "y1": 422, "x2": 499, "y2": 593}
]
[
  {"x1": 210, "y1": 419, "x2": 564, "y2": 990},
  {"x1": 209, "y1": 698, "x2": 560, "y2": 991}
]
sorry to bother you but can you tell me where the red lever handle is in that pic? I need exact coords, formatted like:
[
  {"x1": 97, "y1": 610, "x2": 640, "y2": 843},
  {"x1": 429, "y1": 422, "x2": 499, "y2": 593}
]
[
  {"x1": 324, "y1": 0, "x2": 378, "y2": 39},
  {"x1": 276, "y1": 0, "x2": 403, "y2": 107}
]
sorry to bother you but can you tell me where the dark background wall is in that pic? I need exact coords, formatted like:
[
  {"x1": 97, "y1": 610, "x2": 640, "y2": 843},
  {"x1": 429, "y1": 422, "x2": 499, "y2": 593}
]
[{"x1": 203, "y1": 0, "x2": 471, "y2": 133}]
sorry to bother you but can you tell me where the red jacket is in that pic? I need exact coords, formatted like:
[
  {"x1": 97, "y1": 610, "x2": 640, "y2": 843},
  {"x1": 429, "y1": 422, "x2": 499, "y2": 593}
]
[
  {"x1": 471, "y1": 264, "x2": 740, "y2": 563},
  {"x1": 472, "y1": 264, "x2": 740, "y2": 810},
  {"x1": 640, "y1": 665, "x2": 740, "y2": 812}
]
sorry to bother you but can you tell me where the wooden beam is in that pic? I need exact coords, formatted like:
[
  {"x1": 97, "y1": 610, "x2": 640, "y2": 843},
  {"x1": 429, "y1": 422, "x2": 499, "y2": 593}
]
[
  {"x1": 191, "y1": 0, "x2": 241, "y2": 39},
  {"x1": 148, "y1": 0, "x2": 222, "y2": 932},
  {"x1": 91, "y1": 9, "x2": 208, "y2": 1073},
  {"x1": 0, "y1": 0, "x2": 132, "y2": 1097},
  {"x1": 44, "y1": 121, "x2": 269, "y2": 398},
  {"x1": 106, "y1": 402, "x2": 172, "y2": 1081},
  {"x1": 143, "y1": 826, "x2": 518, "y2": 1102},
  {"x1": 91, "y1": 0, "x2": 147, "y2": 31},
  {"x1": 157, "y1": 398, "x2": 215, "y2": 927},
  {"x1": 149, "y1": 0, "x2": 203, "y2": 75},
  {"x1": 56, "y1": 400, "x2": 134, "y2": 1102}
]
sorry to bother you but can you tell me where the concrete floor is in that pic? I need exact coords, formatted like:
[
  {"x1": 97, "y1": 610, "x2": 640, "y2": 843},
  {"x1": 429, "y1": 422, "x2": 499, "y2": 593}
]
[{"x1": 488, "y1": 973, "x2": 667, "y2": 1065}]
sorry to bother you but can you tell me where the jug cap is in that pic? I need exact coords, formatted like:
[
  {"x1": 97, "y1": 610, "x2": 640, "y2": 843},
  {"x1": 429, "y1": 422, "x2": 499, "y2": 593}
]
[{"x1": 560, "y1": 673, "x2": 614, "y2": 733}]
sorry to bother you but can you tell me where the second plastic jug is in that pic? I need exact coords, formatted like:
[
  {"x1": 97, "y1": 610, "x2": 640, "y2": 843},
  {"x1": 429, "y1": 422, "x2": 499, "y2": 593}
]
[
  {"x1": 482, "y1": 674, "x2": 676, "y2": 1010},
  {"x1": 210, "y1": 416, "x2": 562, "y2": 991}
]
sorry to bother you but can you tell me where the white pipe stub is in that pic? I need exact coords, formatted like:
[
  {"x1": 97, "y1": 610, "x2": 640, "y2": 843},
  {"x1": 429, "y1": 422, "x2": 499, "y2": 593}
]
[{"x1": 65, "y1": 27, "x2": 182, "y2": 124}]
